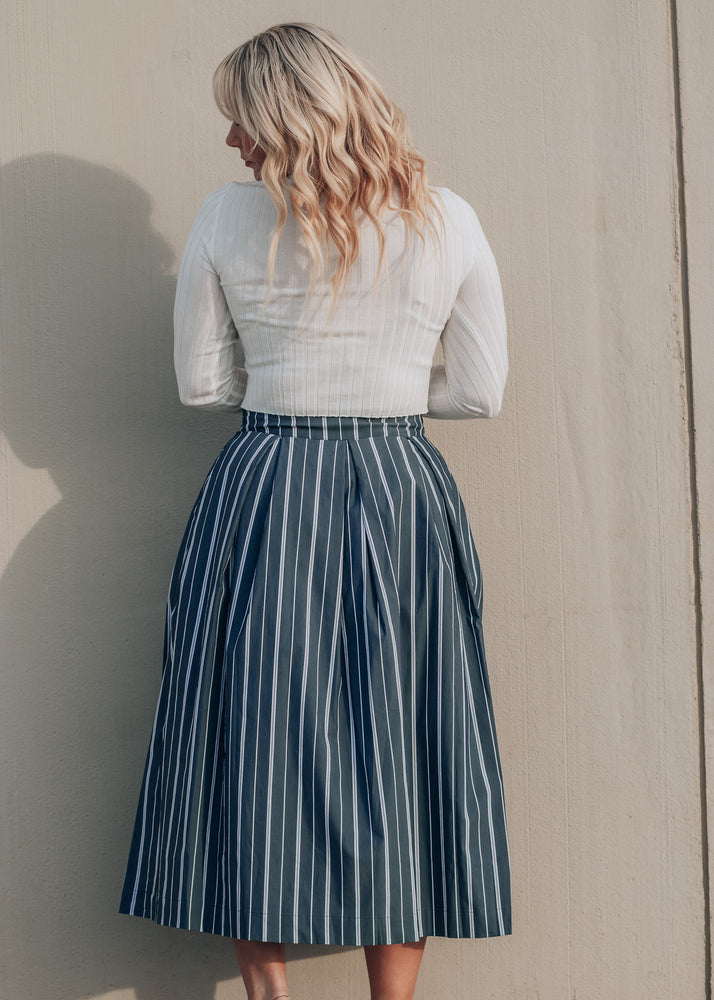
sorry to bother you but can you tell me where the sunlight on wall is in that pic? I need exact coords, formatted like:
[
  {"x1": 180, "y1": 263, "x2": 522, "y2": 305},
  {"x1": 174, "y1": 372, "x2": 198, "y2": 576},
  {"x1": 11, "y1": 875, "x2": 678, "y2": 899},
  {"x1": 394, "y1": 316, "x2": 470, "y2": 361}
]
[{"x1": 0, "y1": 434, "x2": 62, "y2": 568}]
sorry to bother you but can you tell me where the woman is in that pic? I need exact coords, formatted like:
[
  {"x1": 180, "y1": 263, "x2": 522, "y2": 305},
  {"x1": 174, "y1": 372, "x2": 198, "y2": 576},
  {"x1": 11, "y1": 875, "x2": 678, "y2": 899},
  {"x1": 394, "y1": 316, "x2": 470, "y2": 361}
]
[{"x1": 119, "y1": 22, "x2": 512, "y2": 1000}]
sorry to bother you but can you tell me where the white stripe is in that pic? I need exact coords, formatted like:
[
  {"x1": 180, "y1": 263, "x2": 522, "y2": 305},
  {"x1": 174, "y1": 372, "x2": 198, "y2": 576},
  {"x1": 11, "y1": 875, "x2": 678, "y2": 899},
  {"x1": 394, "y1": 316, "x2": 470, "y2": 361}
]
[
  {"x1": 321, "y1": 446, "x2": 343, "y2": 940},
  {"x1": 293, "y1": 439, "x2": 325, "y2": 937},
  {"x1": 262, "y1": 436, "x2": 294, "y2": 935}
]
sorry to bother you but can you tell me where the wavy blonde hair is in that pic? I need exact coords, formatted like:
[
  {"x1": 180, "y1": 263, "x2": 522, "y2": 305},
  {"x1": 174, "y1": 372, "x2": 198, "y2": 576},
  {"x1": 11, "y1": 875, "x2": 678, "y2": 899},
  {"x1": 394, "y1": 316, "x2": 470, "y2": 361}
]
[{"x1": 213, "y1": 22, "x2": 446, "y2": 317}]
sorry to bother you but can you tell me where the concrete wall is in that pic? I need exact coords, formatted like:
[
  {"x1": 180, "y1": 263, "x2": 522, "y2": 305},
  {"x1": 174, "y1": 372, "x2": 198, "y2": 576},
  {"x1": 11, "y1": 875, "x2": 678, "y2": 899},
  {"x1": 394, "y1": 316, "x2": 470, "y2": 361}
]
[{"x1": 1, "y1": 2, "x2": 710, "y2": 998}]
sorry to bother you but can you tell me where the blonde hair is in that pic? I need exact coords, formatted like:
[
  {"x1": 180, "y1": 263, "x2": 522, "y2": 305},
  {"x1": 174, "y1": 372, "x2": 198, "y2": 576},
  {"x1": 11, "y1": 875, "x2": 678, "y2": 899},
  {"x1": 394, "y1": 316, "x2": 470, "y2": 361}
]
[{"x1": 213, "y1": 22, "x2": 446, "y2": 317}]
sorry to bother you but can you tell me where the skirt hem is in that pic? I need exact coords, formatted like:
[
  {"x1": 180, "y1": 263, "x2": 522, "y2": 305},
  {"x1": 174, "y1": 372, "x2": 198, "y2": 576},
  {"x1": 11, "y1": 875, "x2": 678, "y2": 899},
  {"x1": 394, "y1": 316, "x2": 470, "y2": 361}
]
[{"x1": 118, "y1": 900, "x2": 512, "y2": 946}]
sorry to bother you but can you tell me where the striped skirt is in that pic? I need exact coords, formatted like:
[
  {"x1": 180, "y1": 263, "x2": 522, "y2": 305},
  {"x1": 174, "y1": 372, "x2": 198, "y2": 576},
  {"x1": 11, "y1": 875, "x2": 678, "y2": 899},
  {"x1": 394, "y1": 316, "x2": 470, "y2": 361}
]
[{"x1": 118, "y1": 409, "x2": 512, "y2": 945}]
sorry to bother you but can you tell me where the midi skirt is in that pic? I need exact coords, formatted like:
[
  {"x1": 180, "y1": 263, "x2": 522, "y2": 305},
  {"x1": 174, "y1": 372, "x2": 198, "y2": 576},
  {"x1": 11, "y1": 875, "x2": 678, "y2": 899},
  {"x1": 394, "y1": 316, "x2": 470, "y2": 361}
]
[{"x1": 119, "y1": 409, "x2": 512, "y2": 945}]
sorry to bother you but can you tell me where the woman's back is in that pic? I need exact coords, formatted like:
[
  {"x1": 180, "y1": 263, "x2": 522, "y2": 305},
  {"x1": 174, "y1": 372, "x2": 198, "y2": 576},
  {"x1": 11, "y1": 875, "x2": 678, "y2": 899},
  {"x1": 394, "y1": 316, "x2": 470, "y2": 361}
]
[{"x1": 174, "y1": 180, "x2": 509, "y2": 418}]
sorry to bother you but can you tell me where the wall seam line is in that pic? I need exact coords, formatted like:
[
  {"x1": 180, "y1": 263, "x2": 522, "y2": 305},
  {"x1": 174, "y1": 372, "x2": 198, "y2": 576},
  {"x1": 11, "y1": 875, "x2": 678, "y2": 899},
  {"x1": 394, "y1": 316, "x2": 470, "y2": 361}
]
[{"x1": 668, "y1": 2, "x2": 710, "y2": 997}]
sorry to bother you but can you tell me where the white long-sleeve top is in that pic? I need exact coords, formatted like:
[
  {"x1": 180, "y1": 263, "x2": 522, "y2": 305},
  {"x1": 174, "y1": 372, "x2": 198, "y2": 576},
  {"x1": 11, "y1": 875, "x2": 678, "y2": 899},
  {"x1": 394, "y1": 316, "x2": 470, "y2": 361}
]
[{"x1": 173, "y1": 180, "x2": 508, "y2": 419}]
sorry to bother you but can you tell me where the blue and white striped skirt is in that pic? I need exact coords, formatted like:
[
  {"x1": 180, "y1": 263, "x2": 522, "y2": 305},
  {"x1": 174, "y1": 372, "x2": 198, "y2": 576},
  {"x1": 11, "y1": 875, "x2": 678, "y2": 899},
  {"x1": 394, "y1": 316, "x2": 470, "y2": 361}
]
[{"x1": 119, "y1": 410, "x2": 512, "y2": 945}]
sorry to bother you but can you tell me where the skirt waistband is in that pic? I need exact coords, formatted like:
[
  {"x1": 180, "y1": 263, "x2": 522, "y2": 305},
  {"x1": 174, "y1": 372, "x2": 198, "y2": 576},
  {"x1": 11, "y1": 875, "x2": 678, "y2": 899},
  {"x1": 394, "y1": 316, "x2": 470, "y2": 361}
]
[{"x1": 241, "y1": 410, "x2": 425, "y2": 440}]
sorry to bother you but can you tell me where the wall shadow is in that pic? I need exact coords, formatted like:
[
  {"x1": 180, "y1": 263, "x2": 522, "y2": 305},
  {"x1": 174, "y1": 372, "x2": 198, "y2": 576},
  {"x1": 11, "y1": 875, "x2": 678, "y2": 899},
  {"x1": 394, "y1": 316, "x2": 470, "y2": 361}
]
[{"x1": 0, "y1": 154, "x2": 259, "y2": 1000}]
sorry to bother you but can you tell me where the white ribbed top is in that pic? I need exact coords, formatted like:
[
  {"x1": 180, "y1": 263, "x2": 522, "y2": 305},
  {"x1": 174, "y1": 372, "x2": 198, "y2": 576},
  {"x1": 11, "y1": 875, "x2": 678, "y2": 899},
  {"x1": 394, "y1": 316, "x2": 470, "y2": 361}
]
[{"x1": 173, "y1": 180, "x2": 508, "y2": 419}]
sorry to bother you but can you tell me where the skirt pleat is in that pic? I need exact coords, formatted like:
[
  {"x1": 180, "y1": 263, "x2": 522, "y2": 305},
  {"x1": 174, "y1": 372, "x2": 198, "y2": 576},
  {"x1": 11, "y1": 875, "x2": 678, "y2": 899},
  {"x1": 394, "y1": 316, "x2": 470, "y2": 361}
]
[{"x1": 119, "y1": 410, "x2": 512, "y2": 945}]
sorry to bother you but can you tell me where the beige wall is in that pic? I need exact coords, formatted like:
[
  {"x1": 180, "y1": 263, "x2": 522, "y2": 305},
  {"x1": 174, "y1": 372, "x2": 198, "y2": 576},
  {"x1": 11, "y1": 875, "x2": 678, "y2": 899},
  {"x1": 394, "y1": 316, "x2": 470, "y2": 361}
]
[{"x1": 1, "y1": 2, "x2": 711, "y2": 998}]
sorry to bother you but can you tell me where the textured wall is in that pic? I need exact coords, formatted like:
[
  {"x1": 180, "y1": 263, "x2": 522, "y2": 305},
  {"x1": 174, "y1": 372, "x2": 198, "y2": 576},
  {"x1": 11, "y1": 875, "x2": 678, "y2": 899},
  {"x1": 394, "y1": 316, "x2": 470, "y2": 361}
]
[{"x1": 1, "y1": 1, "x2": 710, "y2": 998}]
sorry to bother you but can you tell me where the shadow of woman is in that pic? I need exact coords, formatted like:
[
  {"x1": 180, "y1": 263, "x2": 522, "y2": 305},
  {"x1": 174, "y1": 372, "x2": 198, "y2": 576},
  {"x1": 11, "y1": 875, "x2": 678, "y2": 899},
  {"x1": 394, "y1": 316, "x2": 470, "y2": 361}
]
[{"x1": 0, "y1": 154, "x2": 252, "y2": 1000}]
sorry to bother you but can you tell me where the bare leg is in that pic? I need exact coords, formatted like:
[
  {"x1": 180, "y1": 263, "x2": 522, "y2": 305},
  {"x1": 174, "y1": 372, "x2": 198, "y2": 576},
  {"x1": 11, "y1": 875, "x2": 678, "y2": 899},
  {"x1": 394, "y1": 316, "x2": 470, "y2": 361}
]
[
  {"x1": 363, "y1": 937, "x2": 428, "y2": 1000},
  {"x1": 232, "y1": 939, "x2": 290, "y2": 1000}
]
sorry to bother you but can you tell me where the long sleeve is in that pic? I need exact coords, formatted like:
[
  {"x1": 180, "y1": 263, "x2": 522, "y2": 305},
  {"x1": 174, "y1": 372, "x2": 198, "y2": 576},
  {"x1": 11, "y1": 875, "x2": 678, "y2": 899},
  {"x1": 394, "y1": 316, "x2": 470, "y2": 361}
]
[
  {"x1": 173, "y1": 188, "x2": 248, "y2": 411},
  {"x1": 426, "y1": 203, "x2": 509, "y2": 419}
]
